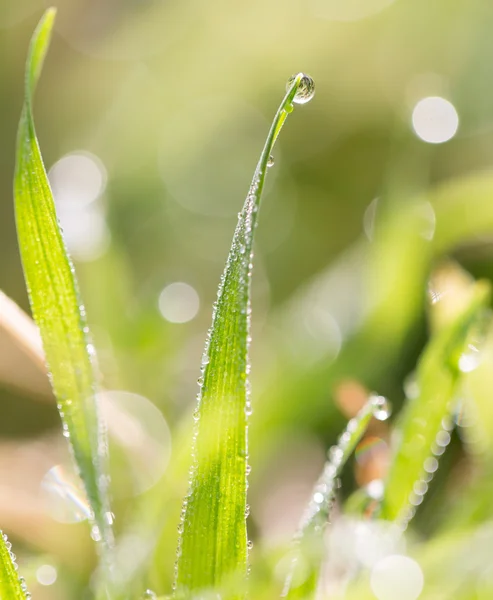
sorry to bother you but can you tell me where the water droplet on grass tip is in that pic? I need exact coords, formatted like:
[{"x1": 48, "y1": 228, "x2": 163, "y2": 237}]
[
  {"x1": 267, "y1": 155, "x2": 275, "y2": 167},
  {"x1": 141, "y1": 590, "x2": 157, "y2": 599},
  {"x1": 286, "y1": 73, "x2": 315, "y2": 104},
  {"x1": 371, "y1": 395, "x2": 392, "y2": 421}
]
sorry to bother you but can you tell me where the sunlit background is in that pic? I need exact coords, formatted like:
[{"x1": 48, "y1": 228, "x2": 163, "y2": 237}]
[{"x1": 2, "y1": 0, "x2": 493, "y2": 598}]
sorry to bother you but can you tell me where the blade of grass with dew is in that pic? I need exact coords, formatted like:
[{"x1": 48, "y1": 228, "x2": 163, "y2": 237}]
[
  {"x1": 13, "y1": 8, "x2": 114, "y2": 564},
  {"x1": 0, "y1": 530, "x2": 31, "y2": 599},
  {"x1": 174, "y1": 74, "x2": 314, "y2": 597},
  {"x1": 380, "y1": 281, "x2": 491, "y2": 524},
  {"x1": 281, "y1": 394, "x2": 390, "y2": 599}
]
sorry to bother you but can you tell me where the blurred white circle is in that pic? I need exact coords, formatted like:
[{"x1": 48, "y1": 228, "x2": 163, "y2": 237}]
[
  {"x1": 101, "y1": 390, "x2": 172, "y2": 494},
  {"x1": 313, "y1": 0, "x2": 395, "y2": 21},
  {"x1": 412, "y1": 97, "x2": 459, "y2": 144},
  {"x1": 36, "y1": 564, "x2": 57, "y2": 586},
  {"x1": 159, "y1": 282, "x2": 200, "y2": 324},
  {"x1": 49, "y1": 152, "x2": 107, "y2": 207},
  {"x1": 370, "y1": 555, "x2": 424, "y2": 600}
]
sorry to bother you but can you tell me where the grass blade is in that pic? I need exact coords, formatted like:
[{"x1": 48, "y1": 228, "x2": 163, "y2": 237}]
[
  {"x1": 0, "y1": 531, "x2": 30, "y2": 599},
  {"x1": 281, "y1": 395, "x2": 389, "y2": 598},
  {"x1": 13, "y1": 8, "x2": 114, "y2": 563},
  {"x1": 381, "y1": 281, "x2": 490, "y2": 523},
  {"x1": 174, "y1": 74, "x2": 314, "y2": 597}
]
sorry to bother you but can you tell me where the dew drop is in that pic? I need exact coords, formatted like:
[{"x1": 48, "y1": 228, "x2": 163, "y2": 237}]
[
  {"x1": 413, "y1": 480, "x2": 428, "y2": 496},
  {"x1": 90, "y1": 525, "x2": 102, "y2": 542},
  {"x1": 371, "y1": 395, "x2": 392, "y2": 421},
  {"x1": 366, "y1": 479, "x2": 384, "y2": 500},
  {"x1": 458, "y1": 343, "x2": 481, "y2": 373},
  {"x1": 435, "y1": 430, "x2": 451, "y2": 447},
  {"x1": 141, "y1": 590, "x2": 157, "y2": 599},
  {"x1": 329, "y1": 445, "x2": 343, "y2": 464},
  {"x1": 424, "y1": 457, "x2": 439, "y2": 473},
  {"x1": 267, "y1": 155, "x2": 275, "y2": 168},
  {"x1": 247, "y1": 540, "x2": 254, "y2": 550},
  {"x1": 286, "y1": 73, "x2": 315, "y2": 104}
]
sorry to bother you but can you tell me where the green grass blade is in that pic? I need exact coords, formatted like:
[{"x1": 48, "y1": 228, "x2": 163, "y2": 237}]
[
  {"x1": 0, "y1": 530, "x2": 30, "y2": 599},
  {"x1": 381, "y1": 281, "x2": 491, "y2": 523},
  {"x1": 174, "y1": 74, "x2": 314, "y2": 597},
  {"x1": 13, "y1": 8, "x2": 114, "y2": 562},
  {"x1": 281, "y1": 395, "x2": 388, "y2": 598}
]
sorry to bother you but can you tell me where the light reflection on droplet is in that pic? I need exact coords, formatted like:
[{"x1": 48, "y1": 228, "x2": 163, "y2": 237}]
[
  {"x1": 158, "y1": 282, "x2": 200, "y2": 324},
  {"x1": 412, "y1": 96, "x2": 459, "y2": 144},
  {"x1": 36, "y1": 564, "x2": 57, "y2": 586},
  {"x1": 366, "y1": 479, "x2": 384, "y2": 500},
  {"x1": 459, "y1": 343, "x2": 482, "y2": 373},
  {"x1": 100, "y1": 391, "x2": 172, "y2": 494},
  {"x1": 370, "y1": 555, "x2": 424, "y2": 600},
  {"x1": 286, "y1": 74, "x2": 315, "y2": 104},
  {"x1": 40, "y1": 465, "x2": 91, "y2": 524},
  {"x1": 371, "y1": 395, "x2": 392, "y2": 421}
]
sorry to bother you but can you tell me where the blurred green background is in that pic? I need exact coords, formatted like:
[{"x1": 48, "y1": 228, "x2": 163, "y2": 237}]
[{"x1": 3, "y1": 0, "x2": 493, "y2": 598}]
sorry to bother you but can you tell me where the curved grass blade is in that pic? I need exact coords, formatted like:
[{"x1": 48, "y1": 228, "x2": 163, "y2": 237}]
[
  {"x1": 281, "y1": 394, "x2": 389, "y2": 598},
  {"x1": 13, "y1": 8, "x2": 114, "y2": 564},
  {"x1": 0, "y1": 530, "x2": 30, "y2": 599},
  {"x1": 174, "y1": 74, "x2": 314, "y2": 597},
  {"x1": 381, "y1": 281, "x2": 490, "y2": 524}
]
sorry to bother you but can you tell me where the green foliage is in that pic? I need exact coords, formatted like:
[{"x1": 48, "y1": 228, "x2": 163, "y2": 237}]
[
  {"x1": 381, "y1": 281, "x2": 490, "y2": 522},
  {"x1": 174, "y1": 75, "x2": 312, "y2": 598},
  {"x1": 13, "y1": 8, "x2": 114, "y2": 568},
  {"x1": 0, "y1": 531, "x2": 29, "y2": 599},
  {"x1": 282, "y1": 396, "x2": 380, "y2": 598}
]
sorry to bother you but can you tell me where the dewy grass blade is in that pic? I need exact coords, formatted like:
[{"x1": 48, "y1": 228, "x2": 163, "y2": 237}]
[
  {"x1": 174, "y1": 74, "x2": 314, "y2": 597},
  {"x1": 13, "y1": 8, "x2": 114, "y2": 565},
  {"x1": 0, "y1": 530, "x2": 31, "y2": 599},
  {"x1": 381, "y1": 281, "x2": 490, "y2": 524},
  {"x1": 281, "y1": 394, "x2": 390, "y2": 598}
]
